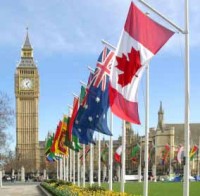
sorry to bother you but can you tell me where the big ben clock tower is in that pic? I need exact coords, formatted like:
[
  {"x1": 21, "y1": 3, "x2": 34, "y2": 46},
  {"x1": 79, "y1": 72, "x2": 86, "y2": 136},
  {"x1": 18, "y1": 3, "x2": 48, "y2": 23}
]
[{"x1": 15, "y1": 30, "x2": 40, "y2": 172}]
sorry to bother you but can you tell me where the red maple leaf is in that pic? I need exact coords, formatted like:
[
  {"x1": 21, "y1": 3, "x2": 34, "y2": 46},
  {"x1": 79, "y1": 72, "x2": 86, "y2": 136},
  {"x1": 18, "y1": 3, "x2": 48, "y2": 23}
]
[{"x1": 116, "y1": 47, "x2": 141, "y2": 87}]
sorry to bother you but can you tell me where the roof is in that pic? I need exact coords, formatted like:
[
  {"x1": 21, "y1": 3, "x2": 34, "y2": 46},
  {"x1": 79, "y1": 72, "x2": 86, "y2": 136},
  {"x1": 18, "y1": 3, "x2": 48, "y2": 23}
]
[
  {"x1": 166, "y1": 123, "x2": 200, "y2": 145},
  {"x1": 22, "y1": 30, "x2": 32, "y2": 49}
]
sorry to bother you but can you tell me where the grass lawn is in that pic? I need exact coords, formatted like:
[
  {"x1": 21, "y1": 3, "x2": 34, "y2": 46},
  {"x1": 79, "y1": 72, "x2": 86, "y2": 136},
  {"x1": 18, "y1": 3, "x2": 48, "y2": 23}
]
[{"x1": 100, "y1": 182, "x2": 200, "y2": 196}]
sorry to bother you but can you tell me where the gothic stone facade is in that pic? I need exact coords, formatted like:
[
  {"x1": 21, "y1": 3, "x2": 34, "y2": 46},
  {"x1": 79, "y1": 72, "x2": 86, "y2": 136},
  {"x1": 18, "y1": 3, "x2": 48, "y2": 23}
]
[{"x1": 15, "y1": 32, "x2": 40, "y2": 172}]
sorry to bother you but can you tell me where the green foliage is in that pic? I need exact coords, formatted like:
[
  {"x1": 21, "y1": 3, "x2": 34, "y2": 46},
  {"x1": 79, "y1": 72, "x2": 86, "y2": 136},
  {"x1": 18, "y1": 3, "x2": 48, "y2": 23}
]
[
  {"x1": 85, "y1": 184, "x2": 106, "y2": 192},
  {"x1": 41, "y1": 180, "x2": 200, "y2": 196},
  {"x1": 44, "y1": 179, "x2": 57, "y2": 183},
  {"x1": 54, "y1": 180, "x2": 72, "y2": 187},
  {"x1": 41, "y1": 182, "x2": 76, "y2": 196},
  {"x1": 44, "y1": 179, "x2": 73, "y2": 186}
]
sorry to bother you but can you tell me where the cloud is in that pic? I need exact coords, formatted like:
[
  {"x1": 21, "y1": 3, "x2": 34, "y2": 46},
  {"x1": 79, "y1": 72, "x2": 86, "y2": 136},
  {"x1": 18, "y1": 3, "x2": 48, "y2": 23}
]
[
  {"x1": 0, "y1": 0, "x2": 199, "y2": 56},
  {"x1": 137, "y1": 0, "x2": 200, "y2": 55}
]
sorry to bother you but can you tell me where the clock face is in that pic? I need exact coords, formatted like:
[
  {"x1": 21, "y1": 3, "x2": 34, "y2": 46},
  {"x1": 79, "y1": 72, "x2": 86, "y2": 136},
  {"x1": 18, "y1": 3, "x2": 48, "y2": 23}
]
[{"x1": 20, "y1": 78, "x2": 33, "y2": 90}]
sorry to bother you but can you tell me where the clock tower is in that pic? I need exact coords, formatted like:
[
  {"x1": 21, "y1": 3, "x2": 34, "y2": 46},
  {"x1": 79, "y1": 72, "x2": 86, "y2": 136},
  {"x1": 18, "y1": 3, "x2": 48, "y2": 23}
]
[{"x1": 15, "y1": 30, "x2": 40, "y2": 172}]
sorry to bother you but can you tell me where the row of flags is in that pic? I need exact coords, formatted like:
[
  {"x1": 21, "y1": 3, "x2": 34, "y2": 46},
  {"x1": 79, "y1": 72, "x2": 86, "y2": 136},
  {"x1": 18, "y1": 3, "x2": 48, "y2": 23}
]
[
  {"x1": 176, "y1": 144, "x2": 199, "y2": 164},
  {"x1": 56, "y1": 2, "x2": 175, "y2": 148},
  {"x1": 161, "y1": 144, "x2": 199, "y2": 165},
  {"x1": 72, "y1": 2, "x2": 173, "y2": 145},
  {"x1": 104, "y1": 143, "x2": 199, "y2": 166},
  {"x1": 44, "y1": 2, "x2": 175, "y2": 163},
  {"x1": 44, "y1": 115, "x2": 199, "y2": 165}
]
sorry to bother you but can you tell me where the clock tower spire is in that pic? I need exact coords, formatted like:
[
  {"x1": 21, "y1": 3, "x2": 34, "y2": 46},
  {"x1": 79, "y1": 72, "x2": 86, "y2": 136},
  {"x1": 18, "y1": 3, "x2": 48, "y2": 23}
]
[
  {"x1": 19, "y1": 28, "x2": 35, "y2": 67},
  {"x1": 15, "y1": 29, "x2": 40, "y2": 173}
]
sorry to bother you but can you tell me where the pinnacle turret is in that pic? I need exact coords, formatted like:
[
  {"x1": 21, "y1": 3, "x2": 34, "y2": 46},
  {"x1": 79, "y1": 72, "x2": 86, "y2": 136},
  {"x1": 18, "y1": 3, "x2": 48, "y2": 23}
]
[
  {"x1": 18, "y1": 28, "x2": 35, "y2": 67},
  {"x1": 22, "y1": 28, "x2": 32, "y2": 49},
  {"x1": 157, "y1": 101, "x2": 165, "y2": 131},
  {"x1": 158, "y1": 101, "x2": 164, "y2": 114}
]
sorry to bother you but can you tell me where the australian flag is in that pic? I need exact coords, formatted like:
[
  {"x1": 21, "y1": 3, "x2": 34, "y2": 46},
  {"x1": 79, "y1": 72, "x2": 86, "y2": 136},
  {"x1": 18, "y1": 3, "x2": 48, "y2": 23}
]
[{"x1": 73, "y1": 47, "x2": 114, "y2": 144}]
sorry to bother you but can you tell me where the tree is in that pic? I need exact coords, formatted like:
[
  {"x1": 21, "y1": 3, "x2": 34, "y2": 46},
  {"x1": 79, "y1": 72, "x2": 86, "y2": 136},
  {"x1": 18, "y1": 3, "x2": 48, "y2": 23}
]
[
  {"x1": 0, "y1": 91, "x2": 14, "y2": 131},
  {"x1": 0, "y1": 91, "x2": 14, "y2": 166}
]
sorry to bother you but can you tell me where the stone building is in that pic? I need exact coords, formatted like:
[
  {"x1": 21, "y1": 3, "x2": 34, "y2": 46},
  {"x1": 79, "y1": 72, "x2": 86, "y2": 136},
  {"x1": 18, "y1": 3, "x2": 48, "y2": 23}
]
[
  {"x1": 15, "y1": 30, "x2": 40, "y2": 173},
  {"x1": 84, "y1": 102, "x2": 200, "y2": 177},
  {"x1": 14, "y1": 31, "x2": 51, "y2": 176},
  {"x1": 143, "y1": 102, "x2": 200, "y2": 175},
  {"x1": 84, "y1": 121, "x2": 139, "y2": 179}
]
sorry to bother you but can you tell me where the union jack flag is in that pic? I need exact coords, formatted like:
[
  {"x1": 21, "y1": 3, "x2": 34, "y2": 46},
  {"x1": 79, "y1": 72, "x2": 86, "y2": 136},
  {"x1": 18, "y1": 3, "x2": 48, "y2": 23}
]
[
  {"x1": 72, "y1": 47, "x2": 114, "y2": 144},
  {"x1": 82, "y1": 72, "x2": 94, "y2": 107},
  {"x1": 91, "y1": 47, "x2": 114, "y2": 91}
]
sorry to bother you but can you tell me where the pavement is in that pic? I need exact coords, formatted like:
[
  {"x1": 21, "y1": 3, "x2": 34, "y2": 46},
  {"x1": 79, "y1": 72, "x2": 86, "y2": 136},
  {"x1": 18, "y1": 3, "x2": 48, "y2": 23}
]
[{"x1": 0, "y1": 183, "x2": 46, "y2": 196}]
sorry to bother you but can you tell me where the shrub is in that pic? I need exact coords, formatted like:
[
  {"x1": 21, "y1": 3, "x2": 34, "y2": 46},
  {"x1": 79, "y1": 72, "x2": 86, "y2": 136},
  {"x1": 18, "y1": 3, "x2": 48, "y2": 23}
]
[
  {"x1": 85, "y1": 184, "x2": 106, "y2": 192},
  {"x1": 44, "y1": 179, "x2": 57, "y2": 183},
  {"x1": 41, "y1": 182, "x2": 76, "y2": 196}
]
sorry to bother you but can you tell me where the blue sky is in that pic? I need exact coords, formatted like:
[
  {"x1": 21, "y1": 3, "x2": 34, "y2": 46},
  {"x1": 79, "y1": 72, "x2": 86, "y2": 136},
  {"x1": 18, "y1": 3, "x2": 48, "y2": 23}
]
[{"x1": 0, "y1": 0, "x2": 199, "y2": 149}]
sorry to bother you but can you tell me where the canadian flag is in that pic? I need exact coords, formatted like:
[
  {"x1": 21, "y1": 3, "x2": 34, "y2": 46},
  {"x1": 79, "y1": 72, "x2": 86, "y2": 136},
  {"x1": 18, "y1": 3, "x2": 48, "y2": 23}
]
[
  {"x1": 109, "y1": 2, "x2": 174, "y2": 124},
  {"x1": 114, "y1": 145, "x2": 122, "y2": 163}
]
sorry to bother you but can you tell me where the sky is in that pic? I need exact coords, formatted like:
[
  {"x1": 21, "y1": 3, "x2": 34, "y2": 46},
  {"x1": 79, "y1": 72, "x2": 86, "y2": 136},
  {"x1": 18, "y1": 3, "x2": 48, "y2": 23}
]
[{"x1": 0, "y1": 0, "x2": 200, "y2": 150}]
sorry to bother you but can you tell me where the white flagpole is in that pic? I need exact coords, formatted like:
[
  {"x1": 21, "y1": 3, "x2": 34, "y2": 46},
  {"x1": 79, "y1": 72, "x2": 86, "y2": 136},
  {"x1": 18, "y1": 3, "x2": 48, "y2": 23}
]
[
  {"x1": 90, "y1": 143, "x2": 94, "y2": 186},
  {"x1": 143, "y1": 64, "x2": 149, "y2": 196},
  {"x1": 120, "y1": 120, "x2": 126, "y2": 193},
  {"x1": 63, "y1": 156, "x2": 66, "y2": 181},
  {"x1": 109, "y1": 112, "x2": 113, "y2": 190},
  {"x1": 198, "y1": 137, "x2": 200, "y2": 176},
  {"x1": 56, "y1": 159, "x2": 59, "y2": 180},
  {"x1": 138, "y1": 144, "x2": 142, "y2": 182},
  {"x1": 98, "y1": 132, "x2": 101, "y2": 186},
  {"x1": 83, "y1": 144, "x2": 86, "y2": 187},
  {"x1": 183, "y1": 0, "x2": 190, "y2": 196},
  {"x1": 169, "y1": 143, "x2": 172, "y2": 175},
  {"x1": 70, "y1": 149, "x2": 72, "y2": 182},
  {"x1": 138, "y1": 0, "x2": 184, "y2": 33},
  {"x1": 66, "y1": 156, "x2": 69, "y2": 181},
  {"x1": 73, "y1": 150, "x2": 75, "y2": 184},
  {"x1": 137, "y1": 1, "x2": 190, "y2": 195},
  {"x1": 154, "y1": 138, "x2": 157, "y2": 182},
  {"x1": 77, "y1": 151, "x2": 80, "y2": 186},
  {"x1": 60, "y1": 158, "x2": 63, "y2": 180},
  {"x1": 67, "y1": 106, "x2": 73, "y2": 182}
]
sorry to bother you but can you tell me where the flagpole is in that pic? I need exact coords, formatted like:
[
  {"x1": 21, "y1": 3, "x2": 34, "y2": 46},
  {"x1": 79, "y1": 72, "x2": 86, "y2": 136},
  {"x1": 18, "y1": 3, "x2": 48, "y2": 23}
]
[
  {"x1": 67, "y1": 105, "x2": 73, "y2": 182},
  {"x1": 60, "y1": 158, "x2": 63, "y2": 180},
  {"x1": 143, "y1": 64, "x2": 149, "y2": 196},
  {"x1": 83, "y1": 144, "x2": 86, "y2": 187},
  {"x1": 70, "y1": 149, "x2": 72, "y2": 182},
  {"x1": 120, "y1": 120, "x2": 126, "y2": 193},
  {"x1": 138, "y1": 0, "x2": 189, "y2": 195},
  {"x1": 63, "y1": 156, "x2": 66, "y2": 181},
  {"x1": 183, "y1": 0, "x2": 190, "y2": 196},
  {"x1": 138, "y1": 0, "x2": 184, "y2": 33},
  {"x1": 154, "y1": 137, "x2": 157, "y2": 182},
  {"x1": 56, "y1": 159, "x2": 59, "y2": 180},
  {"x1": 89, "y1": 143, "x2": 94, "y2": 186},
  {"x1": 98, "y1": 132, "x2": 101, "y2": 186},
  {"x1": 109, "y1": 112, "x2": 113, "y2": 190},
  {"x1": 169, "y1": 143, "x2": 172, "y2": 175},
  {"x1": 77, "y1": 151, "x2": 80, "y2": 186},
  {"x1": 66, "y1": 155, "x2": 69, "y2": 181},
  {"x1": 138, "y1": 144, "x2": 142, "y2": 182},
  {"x1": 198, "y1": 137, "x2": 200, "y2": 176},
  {"x1": 73, "y1": 150, "x2": 75, "y2": 184}
]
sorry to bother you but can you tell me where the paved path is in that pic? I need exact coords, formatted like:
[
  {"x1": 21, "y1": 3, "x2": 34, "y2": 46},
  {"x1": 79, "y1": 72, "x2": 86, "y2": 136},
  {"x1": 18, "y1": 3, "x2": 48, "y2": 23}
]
[{"x1": 0, "y1": 184, "x2": 45, "y2": 196}]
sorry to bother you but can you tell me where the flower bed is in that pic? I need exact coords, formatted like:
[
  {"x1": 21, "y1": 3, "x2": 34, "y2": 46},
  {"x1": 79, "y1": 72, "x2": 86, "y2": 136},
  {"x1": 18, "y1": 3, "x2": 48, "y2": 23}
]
[{"x1": 41, "y1": 180, "x2": 141, "y2": 196}]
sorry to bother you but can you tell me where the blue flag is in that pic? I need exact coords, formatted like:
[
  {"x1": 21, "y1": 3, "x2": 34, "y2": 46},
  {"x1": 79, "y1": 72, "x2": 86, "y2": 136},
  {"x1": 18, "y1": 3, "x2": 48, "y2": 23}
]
[
  {"x1": 73, "y1": 47, "x2": 114, "y2": 143},
  {"x1": 72, "y1": 84, "x2": 95, "y2": 144}
]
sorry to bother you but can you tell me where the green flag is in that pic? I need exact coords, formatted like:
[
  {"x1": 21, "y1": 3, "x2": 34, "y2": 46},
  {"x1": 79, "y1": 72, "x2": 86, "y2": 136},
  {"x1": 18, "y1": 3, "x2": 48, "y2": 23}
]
[
  {"x1": 131, "y1": 144, "x2": 140, "y2": 162},
  {"x1": 101, "y1": 143, "x2": 109, "y2": 165},
  {"x1": 45, "y1": 134, "x2": 54, "y2": 155}
]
